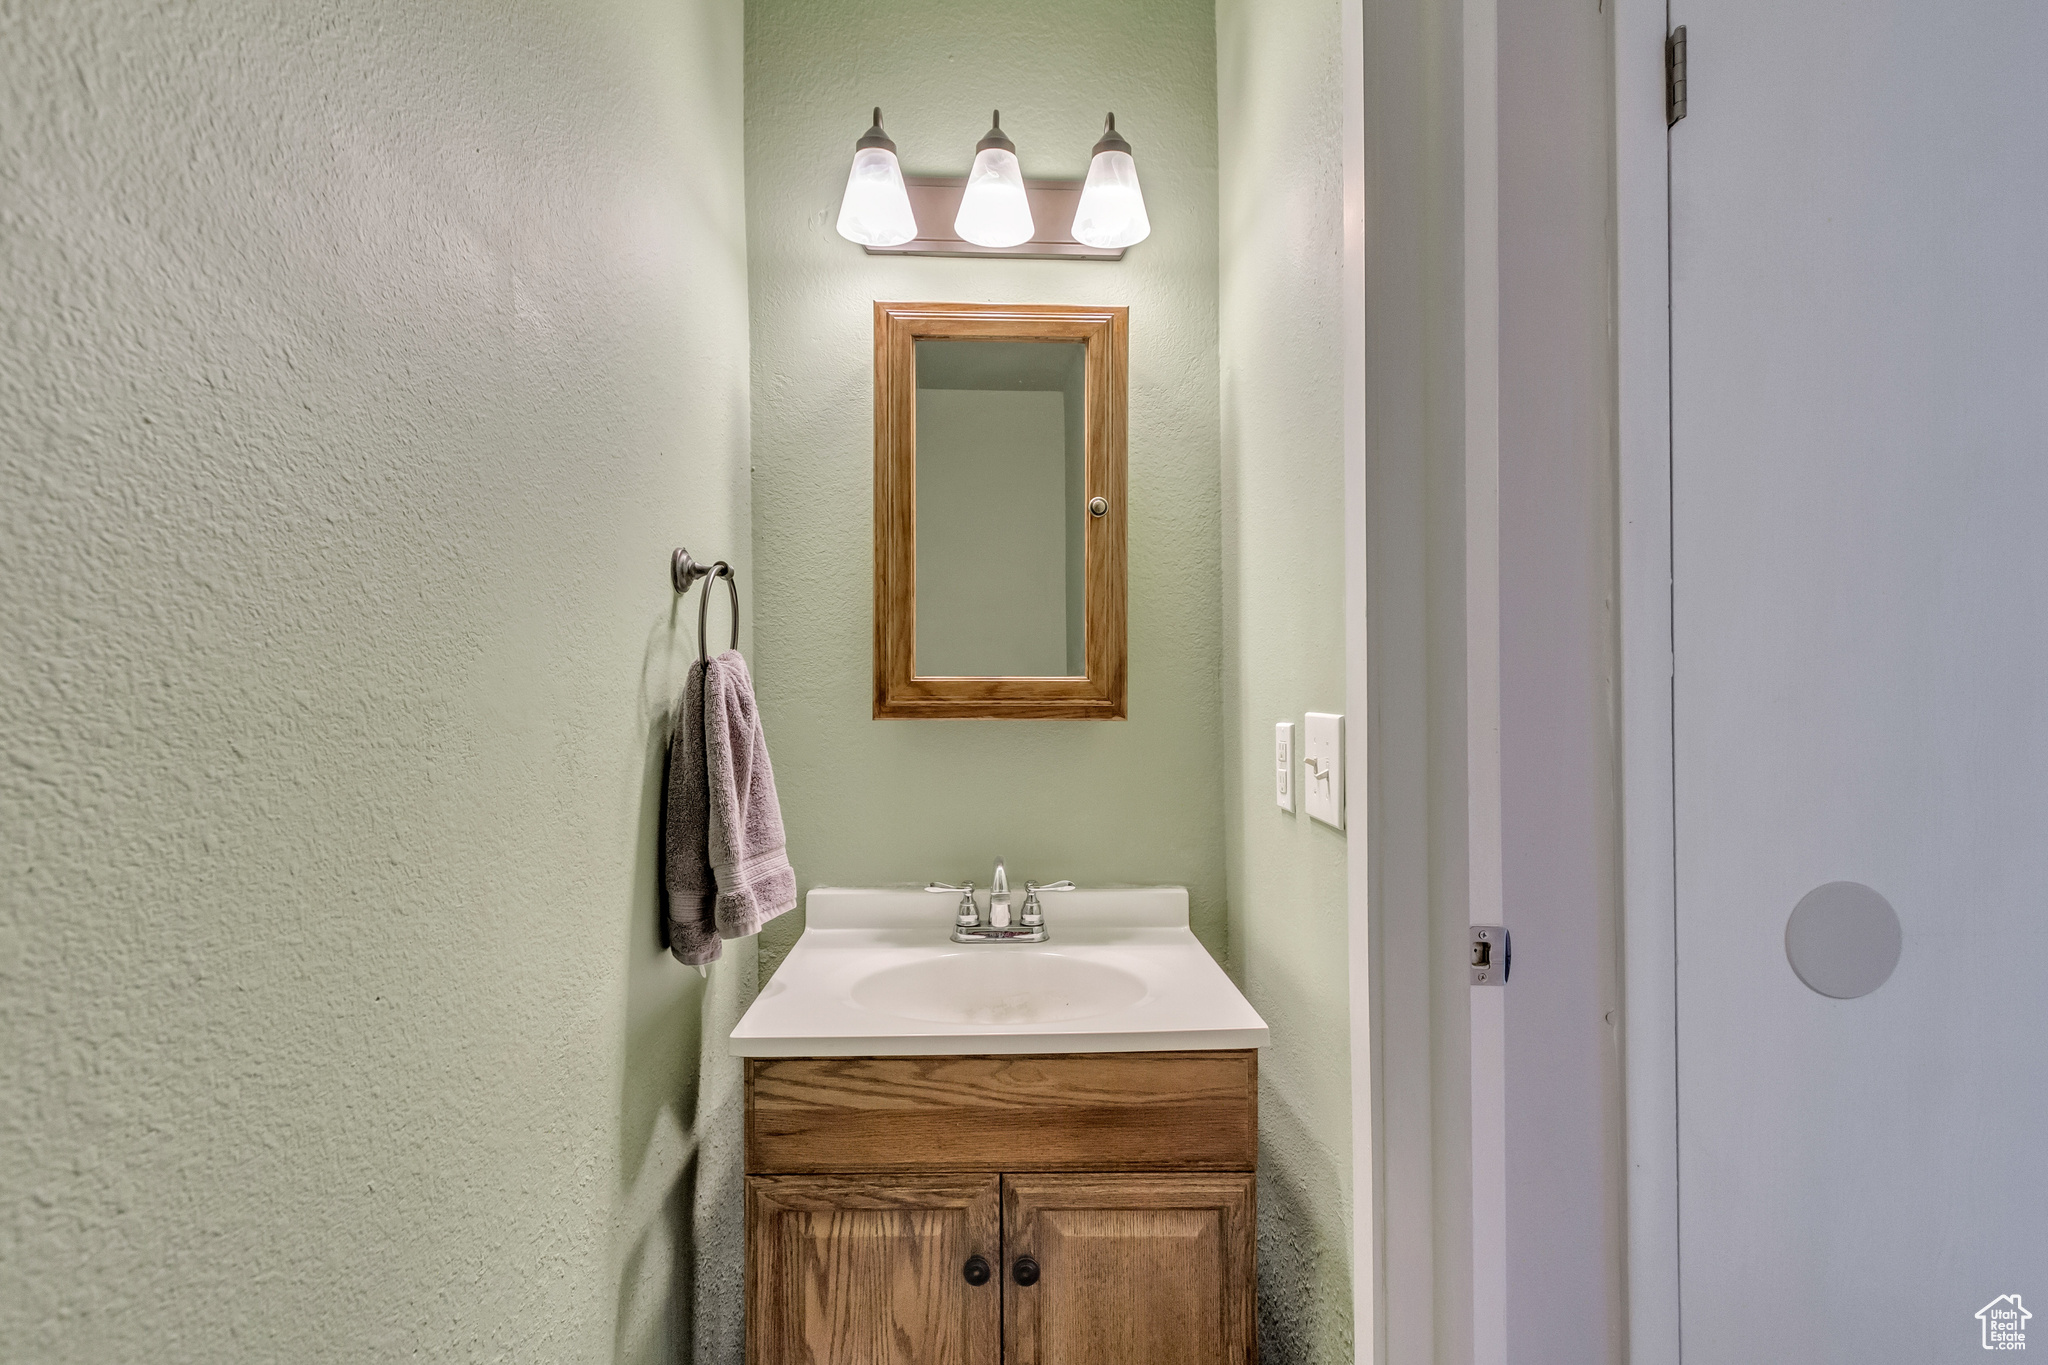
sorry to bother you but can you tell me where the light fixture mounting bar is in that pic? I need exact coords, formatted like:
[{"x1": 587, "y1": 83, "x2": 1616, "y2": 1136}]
[{"x1": 862, "y1": 177, "x2": 1126, "y2": 260}]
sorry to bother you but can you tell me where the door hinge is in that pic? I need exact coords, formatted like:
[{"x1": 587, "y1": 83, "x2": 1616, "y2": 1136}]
[
  {"x1": 1666, "y1": 25, "x2": 1688, "y2": 126},
  {"x1": 1470, "y1": 926, "x2": 1511, "y2": 986}
]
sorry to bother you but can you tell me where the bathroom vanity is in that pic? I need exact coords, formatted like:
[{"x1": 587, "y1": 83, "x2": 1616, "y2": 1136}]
[{"x1": 731, "y1": 887, "x2": 1268, "y2": 1365}]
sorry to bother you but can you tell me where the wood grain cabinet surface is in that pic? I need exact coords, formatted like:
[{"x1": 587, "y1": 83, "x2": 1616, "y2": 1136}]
[
  {"x1": 872, "y1": 301, "x2": 1129, "y2": 720},
  {"x1": 1004, "y1": 1173, "x2": 1256, "y2": 1365},
  {"x1": 745, "y1": 1051, "x2": 1257, "y2": 1365},
  {"x1": 747, "y1": 1175, "x2": 1001, "y2": 1365}
]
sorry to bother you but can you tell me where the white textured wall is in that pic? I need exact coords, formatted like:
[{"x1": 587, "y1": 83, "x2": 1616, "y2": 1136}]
[
  {"x1": 742, "y1": 0, "x2": 1223, "y2": 970},
  {"x1": 1215, "y1": 0, "x2": 1357, "y2": 1360},
  {"x1": 0, "y1": 1, "x2": 752, "y2": 1359}
]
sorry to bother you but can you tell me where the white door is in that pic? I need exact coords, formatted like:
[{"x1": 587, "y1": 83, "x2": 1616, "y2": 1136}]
[{"x1": 1670, "y1": 3, "x2": 2048, "y2": 1361}]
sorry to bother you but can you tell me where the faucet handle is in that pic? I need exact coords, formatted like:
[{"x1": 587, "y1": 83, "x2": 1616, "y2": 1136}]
[
  {"x1": 1019, "y1": 880, "x2": 1073, "y2": 928},
  {"x1": 928, "y1": 881, "x2": 979, "y2": 928}
]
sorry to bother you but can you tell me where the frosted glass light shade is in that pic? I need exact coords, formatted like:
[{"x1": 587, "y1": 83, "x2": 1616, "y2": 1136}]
[
  {"x1": 836, "y1": 146, "x2": 917, "y2": 247},
  {"x1": 954, "y1": 147, "x2": 1035, "y2": 248},
  {"x1": 1072, "y1": 148, "x2": 1150, "y2": 249}
]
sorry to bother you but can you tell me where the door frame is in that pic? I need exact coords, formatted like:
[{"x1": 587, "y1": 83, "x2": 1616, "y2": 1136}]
[
  {"x1": 1613, "y1": 1, "x2": 1682, "y2": 1362},
  {"x1": 1339, "y1": 3, "x2": 1374, "y2": 1358},
  {"x1": 1348, "y1": 0, "x2": 1677, "y2": 1359}
]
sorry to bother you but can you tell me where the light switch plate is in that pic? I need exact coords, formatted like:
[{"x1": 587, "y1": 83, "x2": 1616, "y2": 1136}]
[
  {"x1": 1304, "y1": 712, "x2": 1345, "y2": 829},
  {"x1": 1275, "y1": 722, "x2": 1295, "y2": 812}
]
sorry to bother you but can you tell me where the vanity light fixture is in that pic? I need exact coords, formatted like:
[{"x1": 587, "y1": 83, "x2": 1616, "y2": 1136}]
[
  {"x1": 1071, "y1": 113, "x2": 1151, "y2": 249},
  {"x1": 835, "y1": 108, "x2": 918, "y2": 248},
  {"x1": 952, "y1": 111, "x2": 1035, "y2": 248}
]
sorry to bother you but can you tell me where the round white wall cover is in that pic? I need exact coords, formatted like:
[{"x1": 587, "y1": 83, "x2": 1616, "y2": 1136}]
[{"x1": 1784, "y1": 881, "x2": 1903, "y2": 999}]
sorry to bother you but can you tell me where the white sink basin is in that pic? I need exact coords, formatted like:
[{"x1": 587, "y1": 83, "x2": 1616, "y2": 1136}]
[
  {"x1": 849, "y1": 952, "x2": 1148, "y2": 1025},
  {"x1": 729, "y1": 886, "x2": 1269, "y2": 1057}
]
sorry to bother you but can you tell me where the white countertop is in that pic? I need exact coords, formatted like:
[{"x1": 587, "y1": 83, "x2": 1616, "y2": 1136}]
[{"x1": 728, "y1": 886, "x2": 1270, "y2": 1057}]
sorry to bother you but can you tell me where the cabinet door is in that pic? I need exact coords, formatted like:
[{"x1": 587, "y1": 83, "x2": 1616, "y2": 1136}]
[
  {"x1": 1002, "y1": 1173, "x2": 1256, "y2": 1365},
  {"x1": 747, "y1": 1174, "x2": 1001, "y2": 1365}
]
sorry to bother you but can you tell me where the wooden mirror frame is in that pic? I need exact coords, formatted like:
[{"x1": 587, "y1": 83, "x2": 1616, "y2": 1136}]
[{"x1": 874, "y1": 301, "x2": 1128, "y2": 720}]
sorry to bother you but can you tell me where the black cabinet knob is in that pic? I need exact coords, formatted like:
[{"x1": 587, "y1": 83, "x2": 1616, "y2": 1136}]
[
  {"x1": 1012, "y1": 1255, "x2": 1040, "y2": 1287},
  {"x1": 962, "y1": 1255, "x2": 991, "y2": 1286}
]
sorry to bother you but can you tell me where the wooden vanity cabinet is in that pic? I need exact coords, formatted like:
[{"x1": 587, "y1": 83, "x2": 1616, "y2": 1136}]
[
  {"x1": 747, "y1": 1174, "x2": 1001, "y2": 1365},
  {"x1": 1004, "y1": 1172, "x2": 1256, "y2": 1365},
  {"x1": 744, "y1": 1050, "x2": 1258, "y2": 1365}
]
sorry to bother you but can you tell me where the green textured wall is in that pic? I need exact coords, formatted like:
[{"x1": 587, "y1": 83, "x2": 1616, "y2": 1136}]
[
  {"x1": 743, "y1": 0, "x2": 1224, "y2": 972},
  {"x1": 1, "y1": 1, "x2": 753, "y2": 1359},
  {"x1": 1217, "y1": 0, "x2": 1357, "y2": 1359}
]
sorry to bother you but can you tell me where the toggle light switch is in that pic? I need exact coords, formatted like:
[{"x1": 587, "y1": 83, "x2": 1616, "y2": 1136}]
[
  {"x1": 1304, "y1": 712, "x2": 1345, "y2": 829},
  {"x1": 1275, "y1": 722, "x2": 1295, "y2": 812}
]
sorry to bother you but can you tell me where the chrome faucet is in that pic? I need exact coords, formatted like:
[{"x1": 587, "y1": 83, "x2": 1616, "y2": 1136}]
[
  {"x1": 926, "y1": 859, "x2": 1070, "y2": 943},
  {"x1": 988, "y1": 858, "x2": 1012, "y2": 928}
]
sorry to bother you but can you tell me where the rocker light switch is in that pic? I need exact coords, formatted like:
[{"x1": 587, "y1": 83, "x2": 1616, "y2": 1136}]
[
  {"x1": 1303, "y1": 712, "x2": 1345, "y2": 829},
  {"x1": 1275, "y1": 722, "x2": 1295, "y2": 812}
]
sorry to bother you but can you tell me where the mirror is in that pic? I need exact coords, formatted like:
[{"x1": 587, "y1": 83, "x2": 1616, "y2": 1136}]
[
  {"x1": 915, "y1": 339, "x2": 1087, "y2": 678},
  {"x1": 874, "y1": 302, "x2": 1127, "y2": 719}
]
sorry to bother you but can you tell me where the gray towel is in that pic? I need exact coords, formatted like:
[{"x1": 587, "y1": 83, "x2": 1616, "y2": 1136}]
[
  {"x1": 665, "y1": 650, "x2": 796, "y2": 965},
  {"x1": 664, "y1": 659, "x2": 719, "y2": 966}
]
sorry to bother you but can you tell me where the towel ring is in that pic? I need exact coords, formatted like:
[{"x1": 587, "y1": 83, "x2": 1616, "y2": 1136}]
[
  {"x1": 698, "y1": 562, "x2": 738, "y2": 661},
  {"x1": 670, "y1": 547, "x2": 739, "y2": 661}
]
